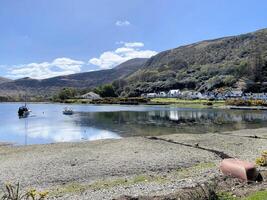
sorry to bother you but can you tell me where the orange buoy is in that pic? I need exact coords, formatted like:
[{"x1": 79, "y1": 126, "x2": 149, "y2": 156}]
[{"x1": 220, "y1": 158, "x2": 259, "y2": 181}]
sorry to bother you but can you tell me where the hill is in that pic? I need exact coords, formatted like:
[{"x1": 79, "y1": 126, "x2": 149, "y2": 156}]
[
  {"x1": 0, "y1": 58, "x2": 148, "y2": 99},
  {"x1": 0, "y1": 77, "x2": 11, "y2": 84},
  {"x1": 119, "y1": 29, "x2": 267, "y2": 97}
]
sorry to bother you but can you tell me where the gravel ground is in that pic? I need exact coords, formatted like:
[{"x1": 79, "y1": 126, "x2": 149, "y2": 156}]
[
  {"x1": 0, "y1": 128, "x2": 266, "y2": 199},
  {"x1": 158, "y1": 128, "x2": 267, "y2": 162}
]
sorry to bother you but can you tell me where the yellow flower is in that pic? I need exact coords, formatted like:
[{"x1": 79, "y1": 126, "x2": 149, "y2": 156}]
[
  {"x1": 256, "y1": 157, "x2": 266, "y2": 166},
  {"x1": 27, "y1": 189, "x2": 37, "y2": 197},
  {"x1": 39, "y1": 191, "x2": 49, "y2": 198}
]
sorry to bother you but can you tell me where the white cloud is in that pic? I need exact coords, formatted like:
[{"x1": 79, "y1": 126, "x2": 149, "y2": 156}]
[
  {"x1": 115, "y1": 47, "x2": 135, "y2": 54},
  {"x1": 115, "y1": 20, "x2": 131, "y2": 26},
  {"x1": 89, "y1": 42, "x2": 157, "y2": 69},
  {"x1": 4, "y1": 42, "x2": 156, "y2": 79},
  {"x1": 8, "y1": 57, "x2": 84, "y2": 79},
  {"x1": 124, "y1": 42, "x2": 144, "y2": 48}
]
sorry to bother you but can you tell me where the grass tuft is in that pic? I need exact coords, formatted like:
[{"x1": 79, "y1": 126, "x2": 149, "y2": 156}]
[{"x1": 243, "y1": 190, "x2": 267, "y2": 200}]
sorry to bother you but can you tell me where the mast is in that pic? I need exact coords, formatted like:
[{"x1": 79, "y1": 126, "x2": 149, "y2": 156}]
[
  {"x1": 24, "y1": 118, "x2": 28, "y2": 145},
  {"x1": 24, "y1": 94, "x2": 27, "y2": 107}
]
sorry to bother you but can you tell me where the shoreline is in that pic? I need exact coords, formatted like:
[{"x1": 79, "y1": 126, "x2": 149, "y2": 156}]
[
  {"x1": 0, "y1": 128, "x2": 266, "y2": 199},
  {"x1": 3, "y1": 100, "x2": 267, "y2": 111}
]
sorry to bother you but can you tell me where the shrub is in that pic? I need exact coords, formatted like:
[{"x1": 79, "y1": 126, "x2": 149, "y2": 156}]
[
  {"x1": 225, "y1": 99, "x2": 267, "y2": 107},
  {"x1": 1, "y1": 182, "x2": 48, "y2": 200},
  {"x1": 225, "y1": 99, "x2": 251, "y2": 106},
  {"x1": 255, "y1": 150, "x2": 267, "y2": 166},
  {"x1": 94, "y1": 84, "x2": 117, "y2": 98},
  {"x1": 203, "y1": 102, "x2": 213, "y2": 106},
  {"x1": 56, "y1": 88, "x2": 77, "y2": 101}
]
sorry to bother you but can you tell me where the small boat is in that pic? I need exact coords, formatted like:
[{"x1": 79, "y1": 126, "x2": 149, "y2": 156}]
[
  {"x1": 18, "y1": 95, "x2": 31, "y2": 118},
  {"x1": 63, "y1": 107, "x2": 74, "y2": 115},
  {"x1": 18, "y1": 106, "x2": 31, "y2": 118}
]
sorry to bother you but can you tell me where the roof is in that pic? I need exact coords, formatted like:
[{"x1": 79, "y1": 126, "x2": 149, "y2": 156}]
[
  {"x1": 169, "y1": 89, "x2": 180, "y2": 94},
  {"x1": 81, "y1": 92, "x2": 101, "y2": 99}
]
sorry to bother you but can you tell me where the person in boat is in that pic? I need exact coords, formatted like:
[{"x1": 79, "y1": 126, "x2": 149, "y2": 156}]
[{"x1": 18, "y1": 106, "x2": 29, "y2": 117}]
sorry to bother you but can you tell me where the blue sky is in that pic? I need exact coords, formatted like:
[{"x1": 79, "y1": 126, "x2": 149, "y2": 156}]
[{"x1": 0, "y1": 0, "x2": 267, "y2": 79}]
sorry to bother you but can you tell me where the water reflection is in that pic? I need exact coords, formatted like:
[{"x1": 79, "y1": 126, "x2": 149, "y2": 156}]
[
  {"x1": 1, "y1": 103, "x2": 267, "y2": 145},
  {"x1": 75, "y1": 109, "x2": 267, "y2": 136},
  {"x1": 6, "y1": 117, "x2": 120, "y2": 145}
]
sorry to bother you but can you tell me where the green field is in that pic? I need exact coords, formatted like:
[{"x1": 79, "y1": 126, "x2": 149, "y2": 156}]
[{"x1": 150, "y1": 98, "x2": 225, "y2": 108}]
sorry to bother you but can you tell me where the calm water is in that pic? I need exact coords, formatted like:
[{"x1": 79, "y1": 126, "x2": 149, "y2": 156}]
[{"x1": 1, "y1": 103, "x2": 267, "y2": 145}]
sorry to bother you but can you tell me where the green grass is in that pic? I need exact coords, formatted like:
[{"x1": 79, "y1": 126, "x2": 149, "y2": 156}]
[
  {"x1": 51, "y1": 174, "x2": 167, "y2": 196},
  {"x1": 217, "y1": 192, "x2": 237, "y2": 200},
  {"x1": 243, "y1": 190, "x2": 267, "y2": 200},
  {"x1": 151, "y1": 98, "x2": 225, "y2": 108},
  {"x1": 176, "y1": 162, "x2": 217, "y2": 178}
]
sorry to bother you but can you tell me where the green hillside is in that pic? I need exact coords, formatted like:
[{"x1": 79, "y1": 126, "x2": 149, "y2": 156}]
[{"x1": 119, "y1": 29, "x2": 267, "y2": 97}]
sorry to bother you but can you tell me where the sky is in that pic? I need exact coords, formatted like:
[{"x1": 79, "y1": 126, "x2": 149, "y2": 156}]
[{"x1": 0, "y1": 0, "x2": 267, "y2": 79}]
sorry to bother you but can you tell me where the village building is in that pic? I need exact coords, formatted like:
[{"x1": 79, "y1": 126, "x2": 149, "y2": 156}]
[
  {"x1": 215, "y1": 93, "x2": 226, "y2": 100},
  {"x1": 190, "y1": 91, "x2": 203, "y2": 99},
  {"x1": 251, "y1": 93, "x2": 267, "y2": 100},
  {"x1": 146, "y1": 93, "x2": 158, "y2": 98},
  {"x1": 80, "y1": 92, "x2": 101, "y2": 100},
  {"x1": 159, "y1": 91, "x2": 167, "y2": 97},
  {"x1": 225, "y1": 90, "x2": 243, "y2": 98},
  {"x1": 168, "y1": 89, "x2": 181, "y2": 97},
  {"x1": 181, "y1": 91, "x2": 203, "y2": 99}
]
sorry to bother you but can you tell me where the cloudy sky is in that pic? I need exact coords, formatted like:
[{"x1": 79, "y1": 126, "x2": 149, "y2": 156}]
[{"x1": 0, "y1": 0, "x2": 267, "y2": 79}]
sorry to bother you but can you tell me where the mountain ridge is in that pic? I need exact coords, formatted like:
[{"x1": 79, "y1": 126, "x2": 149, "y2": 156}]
[
  {"x1": 0, "y1": 58, "x2": 148, "y2": 98},
  {"x1": 0, "y1": 77, "x2": 11, "y2": 84},
  {"x1": 119, "y1": 28, "x2": 267, "y2": 96}
]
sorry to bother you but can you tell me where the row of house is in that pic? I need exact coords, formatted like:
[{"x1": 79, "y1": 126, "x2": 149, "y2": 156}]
[
  {"x1": 141, "y1": 89, "x2": 267, "y2": 100},
  {"x1": 142, "y1": 90, "x2": 205, "y2": 99}
]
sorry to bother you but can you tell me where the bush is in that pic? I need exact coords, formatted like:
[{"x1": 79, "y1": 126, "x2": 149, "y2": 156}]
[
  {"x1": 255, "y1": 150, "x2": 267, "y2": 166},
  {"x1": 225, "y1": 99, "x2": 251, "y2": 106},
  {"x1": 203, "y1": 102, "x2": 213, "y2": 106},
  {"x1": 225, "y1": 99, "x2": 267, "y2": 107},
  {"x1": 56, "y1": 88, "x2": 77, "y2": 101},
  {"x1": 94, "y1": 84, "x2": 117, "y2": 98},
  {"x1": 1, "y1": 182, "x2": 48, "y2": 200}
]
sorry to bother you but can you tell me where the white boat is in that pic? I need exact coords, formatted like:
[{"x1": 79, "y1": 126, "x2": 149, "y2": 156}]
[{"x1": 63, "y1": 107, "x2": 74, "y2": 115}]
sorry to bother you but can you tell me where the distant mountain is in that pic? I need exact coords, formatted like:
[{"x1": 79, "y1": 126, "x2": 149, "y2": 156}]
[
  {"x1": 0, "y1": 77, "x2": 11, "y2": 84},
  {"x1": 0, "y1": 58, "x2": 148, "y2": 98},
  {"x1": 120, "y1": 28, "x2": 267, "y2": 96}
]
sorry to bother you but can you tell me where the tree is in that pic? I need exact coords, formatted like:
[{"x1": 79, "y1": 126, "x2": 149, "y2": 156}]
[
  {"x1": 112, "y1": 79, "x2": 128, "y2": 96},
  {"x1": 57, "y1": 88, "x2": 77, "y2": 100},
  {"x1": 251, "y1": 53, "x2": 263, "y2": 82},
  {"x1": 94, "y1": 84, "x2": 117, "y2": 97}
]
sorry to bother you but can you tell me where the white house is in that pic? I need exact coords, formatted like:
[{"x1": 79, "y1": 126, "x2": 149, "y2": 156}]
[
  {"x1": 180, "y1": 91, "x2": 203, "y2": 99},
  {"x1": 80, "y1": 92, "x2": 101, "y2": 100},
  {"x1": 168, "y1": 89, "x2": 181, "y2": 97},
  {"x1": 251, "y1": 93, "x2": 267, "y2": 100},
  {"x1": 225, "y1": 90, "x2": 243, "y2": 98},
  {"x1": 159, "y1": 91, "x2": 167, "y2": 97},
  {"x1": 243, "y1": 93, "x2": 252, "y2": 100},
  {"x1": 215, "y1": 93, "x2": 226, "y2": 100},
  {"x1": 190, "y1": 91, "x2": 203, "y2": 99},
  {"x1": 147, "y1": 93, "x2": 158, "y2": 98}
]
